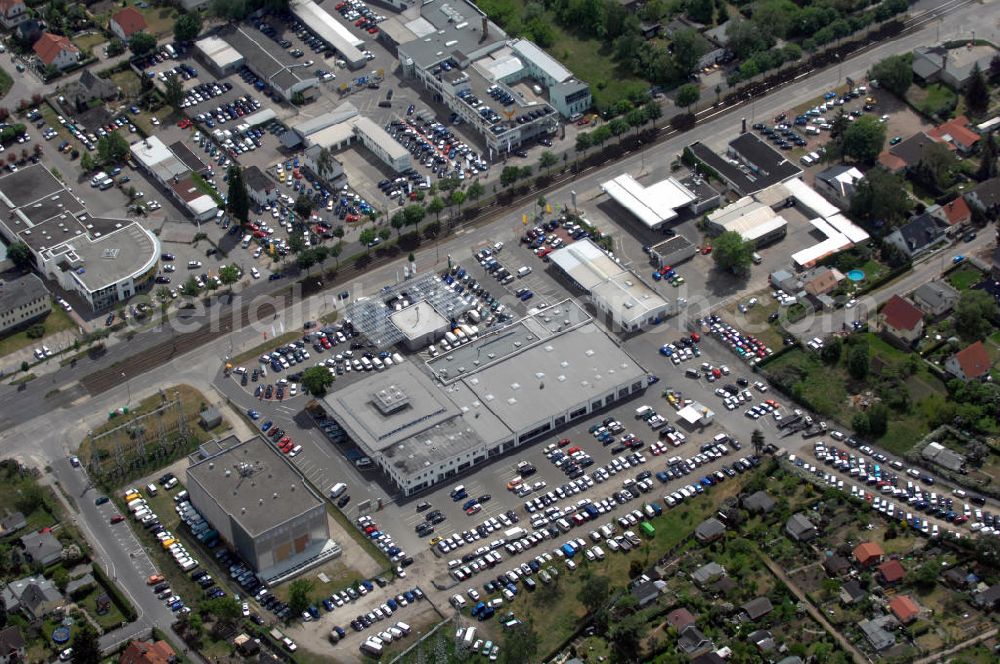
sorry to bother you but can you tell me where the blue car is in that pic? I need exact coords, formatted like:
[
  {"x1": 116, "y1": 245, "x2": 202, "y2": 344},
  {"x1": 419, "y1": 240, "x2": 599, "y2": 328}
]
[
  {"x1": 322, "y1": 599, "x2": 334, "y2": 611},
  {"x1": 261, "y1": 420, "x2": 273, "y2": 432},
  {"x1": 246, "y1": 409, "x2": 260, "y2": 420},
  {"x1": 462, "y1": 499, "x2": 478, "y2": 511},
  {"x1": 519, "y1": 290, "x2": 534, "y2": 301}
]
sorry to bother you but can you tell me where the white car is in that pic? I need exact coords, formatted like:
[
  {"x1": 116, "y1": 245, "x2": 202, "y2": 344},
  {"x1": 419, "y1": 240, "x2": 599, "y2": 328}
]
[
  {"x1": 242, "y1": 602, "x2": 250, "y2": 616},
  {"x1": 251, "y1": 267, "x2": 260, "y2": 279}
]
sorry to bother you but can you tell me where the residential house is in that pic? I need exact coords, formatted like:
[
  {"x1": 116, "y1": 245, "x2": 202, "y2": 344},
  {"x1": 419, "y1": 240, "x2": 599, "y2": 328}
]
[
  {"x1": 884, "y1": 213, "x2": 949, "y2": 260},
  {"x1": 0, "y1": 511, "x2": 26, "y2": 537},
  {"x1": 823, "y1": 554, "x2": 851, "y2": 577},
  {"x1": 878, "y1": 132, "x2": 942, "y2": 174},
  {"x1": 65, "y1": 573, "x2": 95, "y2": 597},
  {"x1": 945, "y1": 341, "x2": 992, "y2": 381},
  {"x1": 814, "y1": 165, "x2": 864, "y2": 209},
  {"x1": 928, "y1": 116, "x2": 980, "y2": 154},
  {"x1": 911, "y1": 44, "x2": 997, "y2": 89},
  {"x1": 965, "y1": 177, "x2": 1000, "y2": 217},
  {"x1": 691, "y1": 562, "x2": 726, "y2": 588},
  {"x1": 785, "y1": 513, "x2": 818, "y2": 542},
  {"x1": 858, "y1": 615, "x2": 898, "y2": 652},
  {"x1": 973, "y1": 583, "x2": 1000, "y2": 611},
  {"x1": 243, "y1": 165, "x2": 278, "y2": 207},
  {"x1": 677, "y1": 625, "x2": 713, "y2": 656},
  {"x1": 666, "y1": 608, "x2": 697, "y2": 632},
  {"x1": 742, "y1": 491, "x2": 775, "y2": 515},
  {"x1": 33, "y1": 33, "x2": 81, "y2": 71},
  {"x1": 694, "y1": 518, "x2": 726, "y2": 544},
  {"x1": 631, "y1": 578, "x2": 665, "y2": 608},
  {"x1": 20, "y1": 530, "x2": 62, "y2": 566},
  {"x1": 839, "y1": 579, "x2": 867, "y2": 605},
  {"x1": 928, "y1": 197, "x2": 972, "y2": 228},
  {"x1": 853, "y1": 542, "x2": 885, "y2": 567},
  {"x1": 711, "y1": 577, "x2": 737, "y2": 596},
  {"x1": 60, "y1": 69, "x2": 119, "y2": 113},
  {"x1": 0, "y1": 0, "x2": 27, "y2": 30},
  {"x1": 942, "y1": 567, "x2": 975, "y2": 590},
  {"x1": 119, "y1": 639, "x2": 177, "y2": 664},
  {"x1": 0, "y1": 627, "x2": 26, "y2": 664},
  {"x1": 802, "y1": 266, "x2": 843, "y2": 296},
  {"x1": 770, "y1": 269, "x2": 801, "y2": 294},
  {"x1": 109, "y1": 7, "x2": 148, "y2": 43},
  {"x1": 0, "y1": 575, "x2": 64, "y2": 620},
  {"x1": 912, "y1": 281, "x2": 960, "y2": 317},
  {"x1": 878, "y1": 295, "x2": 924, "y2": 347},
  {"x1": 741, "y1": 597, "x2": 774, "y2": 621},
  {"x1": 888, "y1": 595, "x2": 921, "y2": 624},
  {"x1": 877, "y1": 559, "x2": 906, "y2": 586},
  {"x1": 747, "y1": 629, "x2": 776, "y2": 653}
]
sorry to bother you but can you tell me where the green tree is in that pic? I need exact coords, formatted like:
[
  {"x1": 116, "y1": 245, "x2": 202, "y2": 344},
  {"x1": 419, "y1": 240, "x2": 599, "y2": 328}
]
[
  {"x1": 913, "y1": 560, "x2": 939, "y2": 591},
  {"x1": 712, "y1": 230, "x2": 754, "y2": 276},
  {"x1": 450, "y1": 189, "x2": 466, "y2": 212},
  {"x1": 200, "y1": 596, "x2": 240, "y2": 627},
  {"x1": 539, "y1": 150, "x2": 558, "y2": 174},
  {"x1": 575, "y1": 132, "x2": 593, "y2": 159},
  {"x1": 912, "y1": 141, "x2": 958, "y2": 192},
  {"x1": 80, "y1": 151, "x2": 95, "y2": 173},
  {"x1": 70, "y1": 623, "x2": 100, "y2": 664},
  {"x1": 821, "y1": 337, "x2": 843, "y2": 364},
  {"x1": 287, "y1": 579, "x2": 314, "y2": 618},
  {"x1": 390, "y1": 211, "x2": 406, "y2": 237},
  {"x1": 671, "y1": 28, "x2": 707, "y2": 78},
  {"x1": 403, "y1": 204, "x2": 425, "y2": 229},
  {"x1": 181, "y1": 277, "x2": 200, "y2": 298},
  {"x1": 869, "y1": 53, "x2": 914, "y2": 97},
  {"x1": 500, "y1": 621, "x2": 539, "y2": 664},
  {"x1": 965, "y1": 63, "x2": 991, "y2": 116},
  {"x1": 7, "y1": 241, "x2": 32, "y2": 270},
  {"x1": 866, "y1": 403, "x2": 889, "y2": 437},
  {"x1": 500, "y1": 166, "x2": 520, "y2": 187},
  {"x1": 751, "y1": 429, "x2": 765, "y2": 455},
  {"x1": 302, "y1": 365, "x2": 334, "y2": 396},
  {"x1": 675, "y1": 83, "x2": 701, "y2": 112},
  {"x1": 686, "y1": 0, "x2": 714, "y2": 26},
  {"x1": 850, "y1": 168, "x2": 911, "y2": 227},
  {"x1": 378, "y1": 228, "x2": 391, "y2": 241},
  {"x1": 577, "y1": 574, "x2": 611, "y2": 614},
  {"x1": 128, "y1": 32, "x2": 157, "y2": 57},
  {"x1": 329, "y1": 241, "x2": 343, "y2": 268},
  {"x1": 426, "y1": 196, "x2": 444, "y2": 222},
  {"x1": 106, "y1": 38, "x2": 125, "y2": 57},
  {"x1": 226, "y1": 164, "x2": 250, "y2": 226},
  {"x1": 51, "y1": 567, "x2": 69, "y2": 592},
  {"x1": 467, "y1": 181, "x2": 485, "y2": 201},
  {"x1": 592, "y1": 124, "x2": 613, "y2": 147},
  {"x1": 955, "y1": 289, "x2": 998, "y2": 341},
  {"x1": 847, "y1": 345, "x2": 870, "y2": 379},
  {"x1": 976, "y1": 133, "x2": 998, "y2": 181},
  {"x1": 218, "y1": 264, "x2": 239, "y2": 291},
  {"x1": 610, "y1": 117, "x2": 630, "y2": 141},
  {"x1": 164, "y1": 75, "x2": 184, "y2": 110},
  {"x1": 97, "y1": 132, "x2": 129, "y2": 165},
  {"x1": 841, "y1": 116, "x2": 887, "y2": 164},
  {"x1": 609, "y1": 612, "x2": 644, "y2": 662},
  {"x1": 294, "y1": 193, "x2": 313, "y2": 218},
  {"x1": 174, "y1": 12, "x2": 203, "y2": 43},
  {"x1": 359, "y1": 228, "x2": 376, "y2": 252}
]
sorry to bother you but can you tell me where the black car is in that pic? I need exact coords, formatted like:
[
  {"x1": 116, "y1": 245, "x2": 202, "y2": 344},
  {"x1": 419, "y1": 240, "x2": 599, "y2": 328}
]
[
  {"x1": 477, "y1": 494, "x2": 492, "y2": 504},
  {"x1": 416, "y1": 502, "x2": 432, "y2": 512},
  {"x1": 337, "y1": 494, "x2": 351, "y2": 507}
]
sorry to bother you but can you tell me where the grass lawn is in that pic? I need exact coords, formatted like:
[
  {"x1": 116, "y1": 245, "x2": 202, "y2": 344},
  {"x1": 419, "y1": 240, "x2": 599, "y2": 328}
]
[
  {"x1": 0, "y1": 463, "x2": 60, "y2": 534},
  {"x1": 73, "y1": 32, "x2": 107, "y2": 54},
  {"x1": 545, "y1": 27, "x2": 647, "y2": 112},
  {"x1": 78, "y1": 585, "x2": 127, "y2": 630},
  {"x1": 109, "y1": 69, "x2": 143, "y2": 99},
  {"x1": 947, "y1": 264, "x2": 985, "y2": 291},
  {"x1": 0, "y1": 304, "x2": 77, "y2": 360},
  {"x1": 907, "y1": 83, "x2": 957, "y2": 118},
  {"x1": 268, "y1": 544, "x2": 373, "y2": 606},
  {"x1": 131, "y1": 3, "x2": 180, "y2": 38}
]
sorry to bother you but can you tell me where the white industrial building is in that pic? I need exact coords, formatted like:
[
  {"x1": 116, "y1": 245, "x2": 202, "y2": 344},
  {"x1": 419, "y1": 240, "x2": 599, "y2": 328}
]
[
  {"x1": 319, "y1": 301, "x2": 649, "y2": 496},
  {"x1": 779, "y1": 178, "x2": 869, "y2": 268},
  {"x1": 130, "y1": 136, "x2": 218, "y2": 222},
  {"x1": 351, "y1": 117, "x2": 412, "y2": 172},
  {"x1": 549, "y1": 238, "x2": 670, "y2": 332},
  {"x1": 289, "y1": 0, "x2": 367, "y2": 70},
  {"x1": 389, "y1": 301, "x2": 451, "y2": 350},
  {"x1": 222, "y1": 25, "x2": 318, "y2": 102},
  {"x1": 601, "y1": 174, "x2": 698, "y2": 230},
  {"x1": 195, "y1": 35, "x2": 245, "y2": 77},
  {"x1": 187, "y1": 435, "x2": 341, "y2": 586},
  {"x1": 707, "y1": 197, "x2": 788, "y2": 246},
  {"x1": 290, "y1": 105, "x2": 411, "y2": 172},
  {"x1": 0, "y1": 164, "x2": 160, "y2": 312},
  {"x1": 0, "y1": 274, "x2": 50, "y2": 334}
]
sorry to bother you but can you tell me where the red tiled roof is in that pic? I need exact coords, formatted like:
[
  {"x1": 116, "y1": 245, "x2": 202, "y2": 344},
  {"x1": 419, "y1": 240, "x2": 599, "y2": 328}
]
[
  {"x1": 119, "y1": 640, "x2": 175, "y2": 664},
  {"x1": 853, "y1": 542, "x2": 884, "y2": 565},
  {"x1": 33, "y1": 32, "x2": 78, "y2": 66},
  {"x1": 881, "y1": 295, "x2": 923, "y2": 332},
  {"x1": 0, "y1": 0, "x2": 24, "y2": 16},
  {"x1": 928, "y1": 115, "x2": 980, "y2": 149},
  {"x1": 878, "y1": 559, "x2": 906, "y2": 583},
  {"x1": 111, "y1": 7, "x2": 147, "y2": 38},
  {"x1": 878, "y1": 151, "x2": 906, "y2": 172},
  {"x1": 666, "y1": 608, "x2": 697, "y2": 631},
  {"x1": 940, "y1": 197, "x2": 971, "y2": 225},
  {"x1": 889, "y1": 595, "x2": 920, "y2": 623},
  {"x1": 954, "y1": 341, "x2": 992, "y2": 379}
]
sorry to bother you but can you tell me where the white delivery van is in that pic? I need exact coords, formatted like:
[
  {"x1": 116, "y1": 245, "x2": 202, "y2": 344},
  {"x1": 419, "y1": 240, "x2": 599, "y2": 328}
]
[
  {"x1": 242, "y1": 234, "x2": 252, "y2": 248},
  {"x1": 146, "y1": 483, "x2": 158, "y2": 497},
  {"x1": 330, "y1": 483, "x2": 347, "y2": 498},
  {"x1": 635, "y1": 405, "x2": 652, "y2": 418}
]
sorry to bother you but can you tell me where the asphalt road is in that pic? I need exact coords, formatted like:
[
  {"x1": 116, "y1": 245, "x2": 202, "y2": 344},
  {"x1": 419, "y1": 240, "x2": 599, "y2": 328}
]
[{"x1": 1, "y1": 0, "x2": 995, "y2": 648}]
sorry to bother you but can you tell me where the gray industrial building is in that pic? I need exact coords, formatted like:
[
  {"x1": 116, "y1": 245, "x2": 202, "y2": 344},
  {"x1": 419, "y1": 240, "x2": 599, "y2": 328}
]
[
  {"x1": 186, "y1": 435, "x2": 341, "y2": 586},
  {"x1": 320, "y1": 300, "x2": 649, "y2": 495}
]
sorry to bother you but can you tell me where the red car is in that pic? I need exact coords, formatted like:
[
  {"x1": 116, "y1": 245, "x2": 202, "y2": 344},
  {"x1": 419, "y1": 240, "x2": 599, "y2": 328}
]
[
  {"x1": 689, "y1": 332, "x2": 700, "y2": 342},
  {"x1": 177, "y1": 118, "x2": 193, "y2": 129},
  {"x1": 557, "y1": 438, "x2": 571, "y2": 447},
  {"x1": 355, "y1": 18, "x2": 366, "y2": 26},
  {"x1": 368, "y1": 27, "x2": 379, "y2": 34},
  {"x1": 567, "y1": 446, "x2": 581, "y2": 455},
  {"x1": 110, "y1": 514, "x2": 125, "y2": 524}
]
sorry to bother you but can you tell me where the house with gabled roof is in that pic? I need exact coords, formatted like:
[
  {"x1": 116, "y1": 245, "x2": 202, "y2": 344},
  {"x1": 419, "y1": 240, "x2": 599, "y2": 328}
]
[
  {"x1": 878, "y1": 295, "x2": 924, "y2": 347},
  {"x1": 33, "y1": 32, "x2": 80, "y2": 70},
  {"x1": 945, "y1": 341, "x2": 992, "y2": 381},
  {"x1": 109, "y1": 7, "x2": 148, "y2": 42}
]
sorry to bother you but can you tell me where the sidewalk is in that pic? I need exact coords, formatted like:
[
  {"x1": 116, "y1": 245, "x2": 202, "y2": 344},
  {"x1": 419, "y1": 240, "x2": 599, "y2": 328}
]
[{"x1": 1, "y1": 329, "x2": 81, "y2": 381}]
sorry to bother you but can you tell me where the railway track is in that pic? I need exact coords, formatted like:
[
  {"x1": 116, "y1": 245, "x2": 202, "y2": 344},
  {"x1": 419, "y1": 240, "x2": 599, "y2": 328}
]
[{"x1": 77, "y1": 0, "x2": 979, "y2": 397}]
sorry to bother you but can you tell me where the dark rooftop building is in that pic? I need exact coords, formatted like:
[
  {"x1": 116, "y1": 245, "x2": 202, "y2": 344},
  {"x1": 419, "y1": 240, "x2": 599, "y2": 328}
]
[
  {"x1": 823, "y1": 554, "x2": 851, "y2": 577},
  {"x1": 168, "y1": 140, "x2": 208, "y2": 175},
  {"x1": 695, "y1": 517, "x2": 727, "y2": 543},
  {"x1": 785, "y1": 513, "x2": 818, "y2": 542},
  {"x1": 741, "y1": 596, "x2": 774, "y2": 621},
  {"x1": 742, "y1": 490, "x2": 776, "y2": 514},
  {"x1": 677, "y1": 625, "x2": 713, "y2": 655},
  {"x1": 973, "y1": 583, "x2": 1000, "y2": 611},
  {"x1": 884, "y1": 212, "x2": 949, "y2": 259},
  {"x1": 840, "y1": 579, "x2": 867, "y2": 605},
  {"x1": 666, "y1": 607, "x2": 697, "y2": 632},
  {"x1": 687, "y1": 133, "x2": 801, "y2": 196}
]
